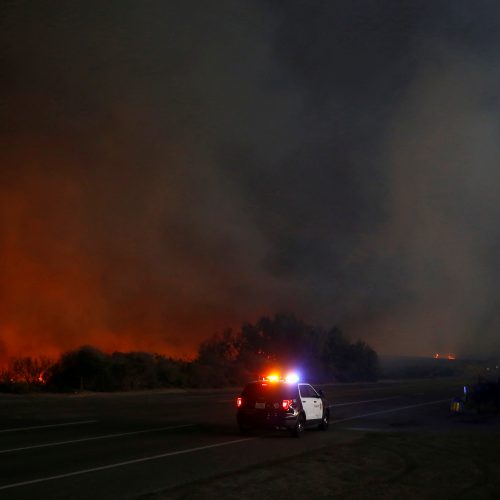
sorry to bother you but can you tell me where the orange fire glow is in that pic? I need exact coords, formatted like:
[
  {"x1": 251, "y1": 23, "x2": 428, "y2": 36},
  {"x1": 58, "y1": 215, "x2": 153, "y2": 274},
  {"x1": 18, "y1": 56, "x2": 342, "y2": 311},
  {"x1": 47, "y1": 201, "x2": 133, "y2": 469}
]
[
  {"x1": 0, "y1": 141, "x2": 263, "y2": 366},
  {"x1": 433, "y1": 353, "x2": 456, "y2": 360}
]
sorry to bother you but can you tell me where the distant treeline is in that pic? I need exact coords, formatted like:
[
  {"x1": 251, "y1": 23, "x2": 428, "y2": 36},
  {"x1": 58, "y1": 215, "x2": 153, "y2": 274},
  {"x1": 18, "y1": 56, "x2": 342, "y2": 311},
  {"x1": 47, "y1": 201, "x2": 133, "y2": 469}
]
[
  {"x1": 0, "y1": 314, "x2": 379, "y2": 392},
  {"x1": 379, "y1": 356, "x2": 497, "y2": 380}
]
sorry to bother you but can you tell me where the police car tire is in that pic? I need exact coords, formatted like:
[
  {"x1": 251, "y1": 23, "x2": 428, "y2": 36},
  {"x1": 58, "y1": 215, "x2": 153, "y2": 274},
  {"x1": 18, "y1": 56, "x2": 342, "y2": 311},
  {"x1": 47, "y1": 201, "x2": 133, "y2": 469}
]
[
  {"x1": 319, "y1": 410, "x2": 329, "y2": 430},
  {"x1": 239, "y1": 425, "x2": 253, "y2": 436},
  {"x1": 291, "y1": 414, "x2": 305, "y2": 438}
]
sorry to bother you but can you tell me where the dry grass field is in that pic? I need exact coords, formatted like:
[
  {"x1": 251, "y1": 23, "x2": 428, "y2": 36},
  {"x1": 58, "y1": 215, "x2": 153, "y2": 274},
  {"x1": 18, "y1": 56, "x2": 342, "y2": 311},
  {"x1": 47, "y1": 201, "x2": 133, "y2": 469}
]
[{"x1": 161, "y1": 429, "x2": 500, "y2": 500}]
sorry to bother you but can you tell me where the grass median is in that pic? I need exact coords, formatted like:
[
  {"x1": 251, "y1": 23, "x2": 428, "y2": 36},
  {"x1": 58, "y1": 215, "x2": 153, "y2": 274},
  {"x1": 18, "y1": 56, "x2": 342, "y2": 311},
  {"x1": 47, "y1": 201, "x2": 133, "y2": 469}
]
[{"x1": 158, "y1": 429, "x2": 500, "y2": 500}]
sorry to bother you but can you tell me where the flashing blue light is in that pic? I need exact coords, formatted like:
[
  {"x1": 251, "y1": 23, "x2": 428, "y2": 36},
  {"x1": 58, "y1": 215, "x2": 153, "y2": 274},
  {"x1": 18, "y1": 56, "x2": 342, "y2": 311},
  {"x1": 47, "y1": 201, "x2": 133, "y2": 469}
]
[{"x1": 285, "y1": 373, "x2": 300, "y2": 383}]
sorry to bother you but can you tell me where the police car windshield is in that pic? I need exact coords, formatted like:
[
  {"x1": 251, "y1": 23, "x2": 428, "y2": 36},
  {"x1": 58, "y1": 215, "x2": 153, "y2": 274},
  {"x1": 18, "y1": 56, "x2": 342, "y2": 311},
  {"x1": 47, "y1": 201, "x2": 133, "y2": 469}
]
[{"x1": 242, "y1": 382, "x2": 298, "y2": 400}]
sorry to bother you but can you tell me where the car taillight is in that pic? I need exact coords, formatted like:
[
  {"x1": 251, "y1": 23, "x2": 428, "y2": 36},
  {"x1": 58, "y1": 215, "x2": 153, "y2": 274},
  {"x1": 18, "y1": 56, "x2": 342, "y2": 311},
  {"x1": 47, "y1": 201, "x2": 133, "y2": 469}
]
[
  {"x1": 282, "y1": 399, "x2": 293, "y2": 410},
  {"x1": 236, "y1": 397, "x2": 243, "y2": 408}
]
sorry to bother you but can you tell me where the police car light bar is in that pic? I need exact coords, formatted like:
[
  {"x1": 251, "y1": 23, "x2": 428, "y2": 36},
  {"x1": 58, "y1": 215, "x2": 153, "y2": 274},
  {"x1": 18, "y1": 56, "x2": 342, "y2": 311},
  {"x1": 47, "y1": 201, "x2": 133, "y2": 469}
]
[{"x1": 259, "y1": 372, "x2": 300, "y2": 383}]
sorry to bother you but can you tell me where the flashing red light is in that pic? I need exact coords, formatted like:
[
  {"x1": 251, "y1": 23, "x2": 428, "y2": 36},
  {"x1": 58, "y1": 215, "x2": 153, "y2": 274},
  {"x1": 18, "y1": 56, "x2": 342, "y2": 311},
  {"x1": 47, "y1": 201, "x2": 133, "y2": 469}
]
[
  {"x1": 236, "y1": 397, "x2": 243, "y2": 408},
  {"x1": 282, "y1": 399, "x2": 293, "y2": 411}
]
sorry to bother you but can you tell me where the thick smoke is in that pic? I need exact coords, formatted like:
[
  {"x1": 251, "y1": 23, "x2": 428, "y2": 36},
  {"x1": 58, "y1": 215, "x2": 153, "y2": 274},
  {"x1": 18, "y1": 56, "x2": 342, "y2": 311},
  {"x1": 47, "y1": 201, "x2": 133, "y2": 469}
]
[
  {"x1": 365, "y1": 44, "x2": 500, "y2": 357},
  {"x1": 1, "y1": 1, "x2": 500, "y2": 363}
]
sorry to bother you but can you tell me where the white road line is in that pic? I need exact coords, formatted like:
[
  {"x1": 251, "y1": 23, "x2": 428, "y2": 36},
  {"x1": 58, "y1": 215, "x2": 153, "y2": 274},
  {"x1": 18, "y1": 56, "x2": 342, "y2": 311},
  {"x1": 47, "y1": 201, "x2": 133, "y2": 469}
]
[
  {"x1": 0, "y1": 420, "x2": 98, "y2": 434},
  {"x1": 332, "y1": 398, "x2": 449, "y2": 424},
  {"x1": 0, "y1": 424, "x2": 194, "y2": 454},
  {"x1": 329, "y1": 396, "x2": 397, "y2": 408},
  {"x1": 344, "y1": 427, "x2": 391, "y2": 433},
  {"x1": 215, "y1": 396, "x2": 400, "y2": 405},
  {"x1": 0, "y1": 438, "x2": 253, "y2": 491}
]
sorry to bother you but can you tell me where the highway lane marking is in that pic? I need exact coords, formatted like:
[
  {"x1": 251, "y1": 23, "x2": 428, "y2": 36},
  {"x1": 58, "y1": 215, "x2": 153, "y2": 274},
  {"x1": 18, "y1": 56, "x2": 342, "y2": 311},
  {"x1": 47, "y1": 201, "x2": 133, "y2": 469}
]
[
  {"x1": 332, "y1": 398, "x2": 449, "y2": 424},
  {"x1": 0, "y1": 420, "x2": 98, "y2": 434},
  {"x1": 0, "y1": 424, "x2": 194, "y2": 454},
  {"x1": 329, "y1": 396, "x2": 397, "y2": 408},
  {"x1": 0, "y1": 437, "x2": 253, "y2": 491},
  {"x1": 344, "y1": 427, "x2": 392, "y2": 433},
  {"x1": 318, "y1": 385, "x2": 400, "y2": 392},
  {"x1": 215, "y1": 396, "x2": 400, "y2": 405}
]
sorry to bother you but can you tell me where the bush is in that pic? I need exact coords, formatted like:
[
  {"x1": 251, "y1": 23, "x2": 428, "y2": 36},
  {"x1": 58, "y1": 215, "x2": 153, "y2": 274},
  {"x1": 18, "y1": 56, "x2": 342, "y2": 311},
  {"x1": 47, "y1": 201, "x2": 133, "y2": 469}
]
[{"x1": 48, "y1": 346, "x2": 112, "y2": 391}]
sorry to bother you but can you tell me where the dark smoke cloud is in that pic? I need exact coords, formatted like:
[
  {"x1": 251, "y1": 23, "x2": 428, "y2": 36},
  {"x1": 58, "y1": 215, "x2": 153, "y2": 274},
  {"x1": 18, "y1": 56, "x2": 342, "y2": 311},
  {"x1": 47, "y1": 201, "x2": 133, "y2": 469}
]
[{"x1": 1, "y1": 1, "x2": 500, "y2": 361}]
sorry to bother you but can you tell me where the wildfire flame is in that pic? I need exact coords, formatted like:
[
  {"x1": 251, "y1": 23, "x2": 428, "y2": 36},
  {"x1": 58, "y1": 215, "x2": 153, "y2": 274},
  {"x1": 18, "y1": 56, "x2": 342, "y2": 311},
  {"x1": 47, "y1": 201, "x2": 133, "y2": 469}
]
[
  {"x1": 433, "y1": 353, "x2": 456, "y2": 360},
  {"x1": 1, "y1": 357, "x2": 51, "y2": 386}
]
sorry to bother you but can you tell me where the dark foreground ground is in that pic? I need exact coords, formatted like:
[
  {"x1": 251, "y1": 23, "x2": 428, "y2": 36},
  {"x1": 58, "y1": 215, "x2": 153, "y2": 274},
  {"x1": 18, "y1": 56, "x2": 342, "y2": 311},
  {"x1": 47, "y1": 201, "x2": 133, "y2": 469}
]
[
  {"x1": 162, "y1": 428, "x2": 500, "y2": 500},
  {"x1": 0, "y1": 378, "x2": 498, "y2": 499}
]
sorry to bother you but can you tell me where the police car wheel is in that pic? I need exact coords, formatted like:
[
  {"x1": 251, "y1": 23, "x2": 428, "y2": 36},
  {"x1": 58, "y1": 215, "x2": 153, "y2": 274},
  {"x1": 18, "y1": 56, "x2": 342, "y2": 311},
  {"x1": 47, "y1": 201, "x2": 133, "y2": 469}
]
[
  {"x1": 319, "y1": 410, "x2": 329, "y2": 430},
  {"x1": 291, "y1": 414, "x2": 305, "y2": 438}
]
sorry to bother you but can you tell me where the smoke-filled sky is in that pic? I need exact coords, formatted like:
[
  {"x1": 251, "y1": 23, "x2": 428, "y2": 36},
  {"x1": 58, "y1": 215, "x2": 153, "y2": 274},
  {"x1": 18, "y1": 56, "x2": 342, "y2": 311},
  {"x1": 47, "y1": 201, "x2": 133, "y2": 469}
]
[{"x1": 2, "y1": 1, "x2": 500, "y2": 362}]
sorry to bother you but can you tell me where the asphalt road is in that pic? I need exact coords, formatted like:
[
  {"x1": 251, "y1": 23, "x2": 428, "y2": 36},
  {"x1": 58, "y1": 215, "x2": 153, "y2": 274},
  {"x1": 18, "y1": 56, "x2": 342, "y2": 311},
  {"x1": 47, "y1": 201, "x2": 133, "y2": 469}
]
[{"x1": 0, "y1": 378, "x2": 475, "y2": 499}]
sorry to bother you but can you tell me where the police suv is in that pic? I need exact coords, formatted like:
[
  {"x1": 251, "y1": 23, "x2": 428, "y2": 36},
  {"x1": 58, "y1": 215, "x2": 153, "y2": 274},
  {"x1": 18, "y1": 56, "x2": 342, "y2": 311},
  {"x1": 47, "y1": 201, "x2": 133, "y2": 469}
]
[{"x1": 236, "y1": 374, "x2": 329, "y2": 437}]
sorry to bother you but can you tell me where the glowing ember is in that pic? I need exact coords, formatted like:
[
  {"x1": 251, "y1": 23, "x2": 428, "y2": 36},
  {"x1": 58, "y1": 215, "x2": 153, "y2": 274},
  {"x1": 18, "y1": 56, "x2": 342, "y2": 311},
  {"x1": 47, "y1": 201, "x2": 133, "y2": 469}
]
[{"x1": 433, "y1": 353, "x2": 456, "y2": 360}]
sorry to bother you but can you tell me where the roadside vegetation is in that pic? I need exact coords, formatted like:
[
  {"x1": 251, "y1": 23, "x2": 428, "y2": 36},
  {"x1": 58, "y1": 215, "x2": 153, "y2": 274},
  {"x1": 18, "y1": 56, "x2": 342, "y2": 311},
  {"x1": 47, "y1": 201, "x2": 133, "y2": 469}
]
[
  {"x1": 0, "y1": 314, "x2": 378, "y2": 392},
  {"x1": 380, "y1": 355, "x2": 500, "y2": 381}
]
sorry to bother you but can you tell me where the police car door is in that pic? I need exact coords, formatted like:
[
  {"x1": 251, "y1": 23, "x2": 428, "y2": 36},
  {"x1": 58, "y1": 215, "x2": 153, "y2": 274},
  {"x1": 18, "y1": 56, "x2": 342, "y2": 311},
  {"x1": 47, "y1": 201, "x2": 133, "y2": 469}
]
[
  {"x1": 308, "y1": 384, "x2": 323, "y2": 419},
  {"x1": 299, "y1": 384, "x2": 322, "y2": 420}
]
